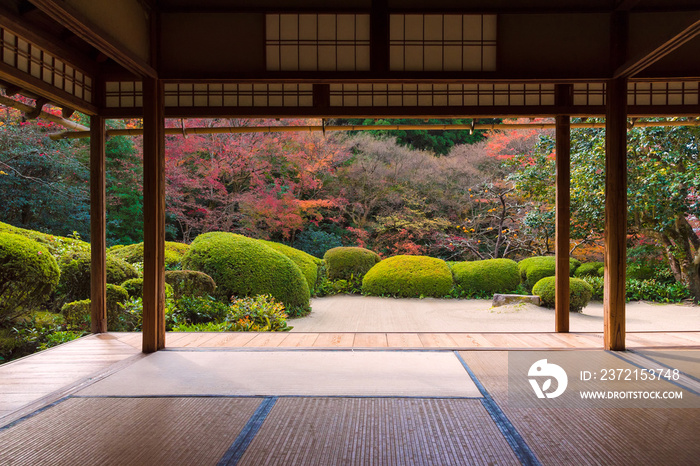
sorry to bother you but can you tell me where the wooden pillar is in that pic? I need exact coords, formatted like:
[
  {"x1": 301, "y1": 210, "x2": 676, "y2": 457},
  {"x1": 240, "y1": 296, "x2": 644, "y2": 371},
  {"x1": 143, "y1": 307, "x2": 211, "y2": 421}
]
[
  {"x1": 90, "y1": 115, "x2": 107, "y2": 334},
  {"x1": 555, "y1": 114, "x2": 571, "y2": 332},
  {"x1": 604, "y1": 77, "x2": 628, "y2": 351},
  {"x1": 142, "y1": 77, "x2": 166, "y2": 353}
]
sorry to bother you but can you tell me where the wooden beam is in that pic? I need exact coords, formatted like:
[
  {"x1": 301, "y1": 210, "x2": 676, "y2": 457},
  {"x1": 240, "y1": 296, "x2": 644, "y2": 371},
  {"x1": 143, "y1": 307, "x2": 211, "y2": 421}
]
[
  {"x1": 604, "y1": 77, "x2": 628, "y2": 351},
  {"x1": 614, "y1": 16, "x2": 700, "y2": 78},
  {"x1": 0, "y1": 94, "x2": 89, "y2": 131},
  {"x1": 555, "y1": 113, "x2": 571, "y2": 332},
  {"x1": 89, "y1": 115, "x2": 106, "y2": 334},
  {"x1": 141, "y1": 77, "x2": 165, "y2": 353},
  {"x1": 28, "y1": 0, "x2": 157, "y2": 78}
]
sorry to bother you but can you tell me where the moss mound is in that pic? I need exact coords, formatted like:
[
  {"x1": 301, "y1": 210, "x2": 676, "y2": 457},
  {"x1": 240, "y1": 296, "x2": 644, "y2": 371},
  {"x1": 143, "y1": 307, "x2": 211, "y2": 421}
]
[
  {"x1": 0, "y1": 232, "x2": 61, "y2": 322},
  {"x1": 108, "y1": 241, "x2": 190, "y2": 269},
  {"x1": 518, "y1": 256, "x2": 581, "y2": 289},
  {"x1": 57, "y1": 250, "x2": 139, "y2": 303},
  {"x1": 574, "y1": 261, "x2": 604, "y2": 278},
  {"x1": 164, "y1": 270, "x2": 216, "y2": 299},
  {"x1": 532, "y1": 276, "x2": 593, "y2": 312},
  {"x1": 61, "y1": 284, "x2": 129, "y2": 330},
  {"x1": 324, "y1": 247, "x2": 381, "y2": 281},
  {"x1": 121, "y1": 278, "x2": 174, "y2": 299},
  {"x1": 259, "y1": 240, "x2": 321, "y2": 291},
  {"x1": 362, "y1": 255, "x2": 453, "y2": 298},
  {"x1": 0, "y1": 221, "x2": 89, "y2": 257},
  {"x1": 181, "y1": 232, "x2": 310, "y2": 314},
  {"x1": 452, "y1": 259, "x2": 520, "y2": 295}
]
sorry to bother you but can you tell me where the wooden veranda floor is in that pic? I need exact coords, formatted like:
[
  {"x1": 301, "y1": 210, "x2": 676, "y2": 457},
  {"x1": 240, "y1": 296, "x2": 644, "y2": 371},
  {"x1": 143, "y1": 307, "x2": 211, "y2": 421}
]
[{"x1": 1, "y1": 331, "x2": 698, "y2": 465}]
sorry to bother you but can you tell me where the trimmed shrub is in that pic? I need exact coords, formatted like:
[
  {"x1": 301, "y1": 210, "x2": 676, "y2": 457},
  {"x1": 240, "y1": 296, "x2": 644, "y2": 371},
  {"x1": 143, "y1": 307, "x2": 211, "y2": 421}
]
[
  {"x1": 0, "y1": 221, "x2": 89, "y2": 257},
  {"x1": 574, "y1": 262, "x2": 604, "y2": 278},
  {"x1": 181, "y1": 232, "x2": 310, "y2": 315},
  {"x1": 294, "y1": 230, "x2": 343, "y2": 259},
  {"x1": 109, "y1": 241, "x2": 190, "y2": 269},
  {"x1": 57, "y1": 250, "x2": 139, "y2": 303},
  {"x1": 518, "y1": 256, "x2": 581, "y2": 289},
  {"x1": 61, "y1": 285, "x2": 130, "y2": 330},
  {"x1": 362, "y1": 255, "x2": 453, "y2": 298},
  {"x1": 532, "y1": 277, "x2": 593, "y2": 312},
  {"x1": 165, "y1": 270, "x2": 216, "y2": 299},
  {"x1": 324, "y1": 247, "x2": 381, "y2": 281},
  {"x1": 452, "y1": 259, "x2": 520, "y2": 295},
  {"x1": 0, "y1": 232, "x2": 61, "y2": 323},
  {"x1": 259, "y1": 240, "x2": 321, "y2": 292},
  {"x1": 627, "y1": 263, "x2": 656, "y2": 280},
  {"x1": 121, "y1": 278, "x2": 174, "y2": 299}
]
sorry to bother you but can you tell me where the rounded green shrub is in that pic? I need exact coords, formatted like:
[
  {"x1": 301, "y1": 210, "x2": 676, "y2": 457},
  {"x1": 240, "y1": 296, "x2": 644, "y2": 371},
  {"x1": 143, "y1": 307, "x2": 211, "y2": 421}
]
[
  {"x1": 518, "y1": 256, "x2": 580, "y2": 289},
  {"x1": 108, "y1": 241, "x2": 190, "y2": 269},
  {"x1": 452, "y1": 259, "x2": 519, "y2": 295},
  {"x1": 61, "y1": 299, "x2": 90, "y2": 328},
  {"x1": 181, "y1": 232, "x2": 310, "y2": 314},
  {"x1": 61, "y1": 285, "x2": 130, "y2": 330},
  {"x1": 574, "y1": 261, "x2": 604, "y2": 278},
  {"x1": 164, "y1": 270, "x2": 216, "y2": 299},
  {"x1": 58, "y1": 251, "x2": 139, "y2": 303},
  {"x1": 532, "y1": 276, "x2": 594, "y2": 312},
  {"x1": 362, "y1": 255, "x2": 453, "y2": 298},
  {"x1": 259, "y1": 240, "x2": 321, "y2": 291},
  {"x1": 324, "y1": 247, "x2": 381, "y2": 281},
  {"x1": 0, "y1": 232, "x2": 61, "y2": 323},
  {"x1": 121, "y1": 278, "x2": 174, "y2": 299}
]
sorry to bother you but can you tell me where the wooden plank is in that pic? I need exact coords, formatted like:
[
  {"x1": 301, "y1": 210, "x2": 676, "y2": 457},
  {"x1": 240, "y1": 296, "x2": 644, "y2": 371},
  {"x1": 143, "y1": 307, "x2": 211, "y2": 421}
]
[
  {"x1": 555, "y1": 111, "x2": 571, "y2": 332},
  {"x1": 448, "y1": 333, "x2": 493, "y2": 348},
  {"x1": 353, "y1": 333, "x2": 388, "y2": 348},
  {"x1": 417, "y1": 333, "x2": 458, "y2": 348},
  {"x1": 215, "y1": 333, "x2": 258, "y2": 347},
  {"x1": 142, "y1": 77, "x2": 166, "y2": 353},
  {"x1": 312, "y1": 333, "x2": 355, "y2": 348},
  {"x1": 90, "y1": 114, "x2": 107, "y2": 334},
  {"x1": 243, "y1": 333, "x2": 289, "y2": 347},
  {"x1": 386, "y1": 333, "x2": 424, "y2": 348},
  {"x1": 277, "y1": 333, "x2": 320, "y2": 347},
  {"x1": 604, "y1": 76, "x2": 628, "y2": 351}
]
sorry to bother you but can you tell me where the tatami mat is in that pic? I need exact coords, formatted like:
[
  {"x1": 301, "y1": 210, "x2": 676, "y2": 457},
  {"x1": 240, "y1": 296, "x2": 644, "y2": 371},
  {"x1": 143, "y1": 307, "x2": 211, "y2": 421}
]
[
  {"x1": 77, "y1": 350, "x2": 481, "y2": 398},
  {"x1": 239, "y1": 397, "x2": 520, "y2": 466},
  {"x1": 0, "y1": 397, "x2": 260, "y2": 466},
  {"x1": 459, "y1": 351, "x2": 700, "y2": 465}
]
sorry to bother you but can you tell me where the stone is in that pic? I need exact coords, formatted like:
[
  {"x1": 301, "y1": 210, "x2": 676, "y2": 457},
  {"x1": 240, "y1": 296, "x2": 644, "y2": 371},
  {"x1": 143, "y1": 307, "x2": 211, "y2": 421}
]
[{"x1": 492, "y1": 294, "x2": 540, "y2": 307}]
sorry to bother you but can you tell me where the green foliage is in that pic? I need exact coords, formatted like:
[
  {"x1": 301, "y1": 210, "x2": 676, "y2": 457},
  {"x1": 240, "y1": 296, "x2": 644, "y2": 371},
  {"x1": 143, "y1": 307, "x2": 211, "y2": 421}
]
[
  {"x1": 108, "y1": 241, "x2": 190, "y2": 269},
  {"x1": 518, "y1": 256, "x2": 580, "y2": 289},
  {"x1": 581, "y1": 276, "x2": 690, "y2": 303},
  {"x1": 164, "y1": 270, "x2": 216, "y2": 299},
  {"x1": 120, "y1": 278, "x2": 174, "y2": 299},
  {"x1": 60, "y1": 285, "x2": 129, "y2": 331},
  {"x1": 532, "y1": 277, "x2": 593, "y2": 312},
  {"x1": 314, "y1": 276, "x2": 363, "y2": 297},
  {"x1": 259, "y1": 239, "x2": 320, "y2": 292},
  {"x1": 37, "y1": 331, "x2": 82, "y2": 350},
  {"x1": 0, "y1": 221, "x2": 89, "y2": 259},
  {"x1": 627, "y1": 263, "x2": 657, "y2": 281},
  {"x1": 181, "y1": 232, "x2": 310, "y2": 314},
  {"x1": 574, "y1": 262, "x2": 604, "y2": 278},
  {"x1": 451, "y1": 259, "x2": 519, "y2": 295},
  {"x1": 294, "y1": 230, "x2": 343, "y2": 259},
  {"x1": 0, "y1": 232, "x2": 60, "y2": 323},
  {"x1": 335, "y1": 118, "x2": 489, "y2": 154},
  {"x1": 57, "y1": 250, "x2": 139, "y2": 303},
  {"x1": 324, "y1": 247, "x2": 381, "y2": 281},
  {"x1": 226, "y1": 295, "x2": 291, "y2": 331},
  {"x1": 60, "y1": 299, "x2": 90, "y2": 329},
  {"x1": 362, "y1": 255, "x2": 453, "y2": 298},
  {"x1": 166, "y1": 295, "x2": 229, "y2": 329}
]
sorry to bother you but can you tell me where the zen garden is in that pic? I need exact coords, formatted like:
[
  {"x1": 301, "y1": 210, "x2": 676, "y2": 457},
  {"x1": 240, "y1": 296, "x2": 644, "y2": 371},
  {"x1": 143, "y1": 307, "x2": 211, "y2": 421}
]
[{"x1": 2, "y1": 108, "x2": 699, "y2": 363}]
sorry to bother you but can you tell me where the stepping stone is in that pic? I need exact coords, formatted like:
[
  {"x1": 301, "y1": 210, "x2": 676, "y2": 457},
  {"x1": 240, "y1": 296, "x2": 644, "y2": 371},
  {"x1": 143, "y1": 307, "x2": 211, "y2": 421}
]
[{"x1": 492, "y1": 294, "x2": 540, "y2": 307}]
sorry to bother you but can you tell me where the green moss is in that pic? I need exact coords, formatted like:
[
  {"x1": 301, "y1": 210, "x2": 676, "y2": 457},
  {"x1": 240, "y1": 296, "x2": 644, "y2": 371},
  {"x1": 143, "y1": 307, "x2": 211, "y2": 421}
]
[
  {"x1": 518, "y1": 256, "x2": 580, "y2": 289},
  {"x1": 532, "y1": 276, "x2": 593, "y2": 312},
  {"x1": 452, "y1": 259, "x2": 519, "y2": 295},
  {"x1": 0, "y1": 232, "x2": 61, "y2": 323},
  {"x1": 259, "y1": 240, "x2": 320, "y2": 292},
  {"x1": 324, "y1": 247, "x2": 381, "y2": 281},
  {"x1": 108, "y1": 241, "x2": 190, "y2": 269},
  {"x1": 164, "y1": 270, "x2": 216, "y2": 299},
  {"x1": 362, "y1": 255, "x2": 453, "y2": 298},
  {"x1": 574, "y1": 262, "x2": 604, "y2": 278},
  {"x1": 181, "y1": 232, "x2": 310, "y2": 315},
  {"x1": 57, "y1": 250, "x2": 139, "y2": 303}
]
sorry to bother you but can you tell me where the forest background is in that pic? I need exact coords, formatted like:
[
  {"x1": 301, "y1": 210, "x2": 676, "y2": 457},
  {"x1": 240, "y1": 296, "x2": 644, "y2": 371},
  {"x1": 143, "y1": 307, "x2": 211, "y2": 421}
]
[{"x1": 1, "y1": 105, "x2": 699, "y2": 301}]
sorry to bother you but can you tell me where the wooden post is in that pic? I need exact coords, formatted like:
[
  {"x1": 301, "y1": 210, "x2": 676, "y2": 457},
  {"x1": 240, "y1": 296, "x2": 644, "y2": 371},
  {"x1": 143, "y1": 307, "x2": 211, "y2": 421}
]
[
  {"x1": 89, "y1": 115, "x2": 107, "y2": 334},
  {"x1": 142, "y1": 77, "x2": 166, "y2": 353},
  {"x1": 555, "y1": 114, "x2": 571, "y2": 332},
  {"x1": 604, "y1": 77, "x2": 628, "y2": 351}
]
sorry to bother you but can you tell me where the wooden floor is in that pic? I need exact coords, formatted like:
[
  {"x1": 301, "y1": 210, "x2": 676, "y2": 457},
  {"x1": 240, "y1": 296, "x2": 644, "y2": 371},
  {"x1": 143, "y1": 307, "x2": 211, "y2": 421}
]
[
  {"x1": 112, "y1": 330, "x2": 700, "y2": 351},
  {"x1": 1, "y1": 331, "x2": 698, "y2": 428}
]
